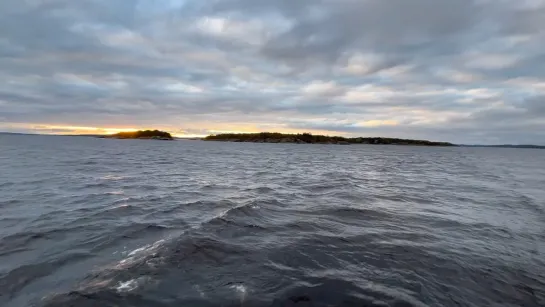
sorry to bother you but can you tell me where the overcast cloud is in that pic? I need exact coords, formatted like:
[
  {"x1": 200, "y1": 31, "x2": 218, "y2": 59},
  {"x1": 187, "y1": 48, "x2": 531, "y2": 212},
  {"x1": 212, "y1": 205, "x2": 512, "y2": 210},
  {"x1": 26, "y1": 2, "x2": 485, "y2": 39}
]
[{"x1": 1, "y1": 0, "x2": 545, "y2": 144}]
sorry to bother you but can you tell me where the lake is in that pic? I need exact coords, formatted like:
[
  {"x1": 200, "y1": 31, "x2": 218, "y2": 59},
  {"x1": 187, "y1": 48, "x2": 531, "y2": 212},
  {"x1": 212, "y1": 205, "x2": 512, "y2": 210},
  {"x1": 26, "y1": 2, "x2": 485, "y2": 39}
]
[{"x1": 0, "y1": 134, "x2": 544, "y2": 306}]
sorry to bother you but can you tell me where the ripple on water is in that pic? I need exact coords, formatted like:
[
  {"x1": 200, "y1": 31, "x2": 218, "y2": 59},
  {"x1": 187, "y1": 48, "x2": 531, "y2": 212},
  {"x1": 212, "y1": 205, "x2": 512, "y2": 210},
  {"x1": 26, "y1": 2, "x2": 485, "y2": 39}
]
[{"x1": 0, "y1": 136, "x2": 544, "y2": 307}]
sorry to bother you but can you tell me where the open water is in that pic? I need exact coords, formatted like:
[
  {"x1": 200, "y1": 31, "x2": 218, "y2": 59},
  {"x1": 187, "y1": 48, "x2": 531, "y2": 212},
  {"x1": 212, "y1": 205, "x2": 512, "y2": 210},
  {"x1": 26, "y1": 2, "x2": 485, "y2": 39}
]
[{"x1": 0, "y1": 134, "x2": 544, "y2": 307}]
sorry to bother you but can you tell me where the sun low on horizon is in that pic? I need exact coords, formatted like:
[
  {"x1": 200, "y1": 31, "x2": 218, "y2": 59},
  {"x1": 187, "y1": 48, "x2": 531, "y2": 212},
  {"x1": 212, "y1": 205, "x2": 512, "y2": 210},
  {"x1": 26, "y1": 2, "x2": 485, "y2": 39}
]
[
  {"x1": 10, "y1": 124, "x2": 203, "y2": 138},
  {"x1": 0, "y1": 122, "x2": 408, "y2": 140},
  {"x1": 2, "y1": 124, "x2": 141, "y2": 136}
]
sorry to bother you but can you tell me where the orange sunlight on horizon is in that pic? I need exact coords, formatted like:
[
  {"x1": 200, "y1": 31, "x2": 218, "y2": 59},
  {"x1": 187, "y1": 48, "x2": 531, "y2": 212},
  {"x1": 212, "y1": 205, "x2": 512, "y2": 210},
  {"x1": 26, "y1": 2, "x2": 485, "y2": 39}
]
[
  {"x1": 36, "y1": 125, "x2": 141, "y2": 135},
  {"x1": 4, "y1": 123, "x2": 365, "y2": 138},
  {"x1": 12, "y1": 124, "x2": 221, "y2": 138}
]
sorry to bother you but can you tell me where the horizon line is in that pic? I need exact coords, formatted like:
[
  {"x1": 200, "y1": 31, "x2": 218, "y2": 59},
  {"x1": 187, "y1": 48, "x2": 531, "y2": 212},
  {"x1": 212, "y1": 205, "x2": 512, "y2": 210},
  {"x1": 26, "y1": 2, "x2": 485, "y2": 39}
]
[{"x1": 2, "y1": 131, "x2": 544, "y2": 147}]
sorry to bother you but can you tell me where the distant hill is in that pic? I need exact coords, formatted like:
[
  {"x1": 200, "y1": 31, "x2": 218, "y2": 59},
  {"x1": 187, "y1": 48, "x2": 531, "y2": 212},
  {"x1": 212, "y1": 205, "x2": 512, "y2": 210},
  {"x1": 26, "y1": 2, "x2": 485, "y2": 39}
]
[
  {"x1": 99, "y1": 130, "x2": 174, "y2": 140},
  {"x1": 204, "y1": 132, "x2": 455, "y2": 146}
]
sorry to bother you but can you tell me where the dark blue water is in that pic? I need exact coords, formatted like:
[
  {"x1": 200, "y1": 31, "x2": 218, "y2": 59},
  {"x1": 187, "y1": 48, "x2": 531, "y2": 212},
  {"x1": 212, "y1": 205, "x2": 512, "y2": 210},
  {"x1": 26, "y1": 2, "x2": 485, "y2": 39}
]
[{"x1": 1, "y1": 134, "x2": 544, "y2": 307}]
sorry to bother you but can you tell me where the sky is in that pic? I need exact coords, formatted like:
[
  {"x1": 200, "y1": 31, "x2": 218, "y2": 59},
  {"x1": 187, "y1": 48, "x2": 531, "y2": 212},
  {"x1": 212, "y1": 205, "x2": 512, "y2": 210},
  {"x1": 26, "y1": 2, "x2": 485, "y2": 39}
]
[{"x1": 1, "y1": 0, "x2": 545, "y2": 144}]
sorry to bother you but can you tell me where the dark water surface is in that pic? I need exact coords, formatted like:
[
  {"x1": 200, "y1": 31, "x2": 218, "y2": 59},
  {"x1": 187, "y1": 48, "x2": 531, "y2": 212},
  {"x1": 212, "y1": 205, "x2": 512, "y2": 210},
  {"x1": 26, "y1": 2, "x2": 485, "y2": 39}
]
[{"x1": 1, "y1": 134, "x2": 544, "y2": 307}]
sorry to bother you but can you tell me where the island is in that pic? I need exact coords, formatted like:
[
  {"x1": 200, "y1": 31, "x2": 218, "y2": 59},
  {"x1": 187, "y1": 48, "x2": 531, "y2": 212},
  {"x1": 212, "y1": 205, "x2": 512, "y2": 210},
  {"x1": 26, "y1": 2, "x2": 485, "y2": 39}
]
[
  {"x1": 204, "y1": 132, "x2": 455, "y2": 146},
  {"x1": 99, "y1": 130, "x2": 174, "y2": 140}
]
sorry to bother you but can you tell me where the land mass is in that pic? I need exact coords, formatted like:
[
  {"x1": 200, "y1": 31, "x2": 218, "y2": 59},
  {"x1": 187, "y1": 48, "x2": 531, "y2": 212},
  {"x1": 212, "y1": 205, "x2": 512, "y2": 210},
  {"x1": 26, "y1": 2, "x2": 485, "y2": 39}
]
[
  {"x1": 460, "y1": 144, "x2": 545, "y2": 149},
  {"x1": 1, "y1": 131, "x2": 543, "y2": 148},
  {"x1": 204, "y1": 133, "x2": 455, "y2": 146},
  {"x1": 99, "y1": 130, "x2": 174, "y2": 140}
]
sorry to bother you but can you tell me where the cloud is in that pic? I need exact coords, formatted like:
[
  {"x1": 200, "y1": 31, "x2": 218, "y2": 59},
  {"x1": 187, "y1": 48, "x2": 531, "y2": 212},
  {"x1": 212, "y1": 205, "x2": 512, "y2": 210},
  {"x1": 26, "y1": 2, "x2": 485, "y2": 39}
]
[
  {"x1": 301, "y1": 81, "x2": 344, "y2": 97},
  {"x1": 0, "y1": 0, "x2": 545, "y2": 144}
]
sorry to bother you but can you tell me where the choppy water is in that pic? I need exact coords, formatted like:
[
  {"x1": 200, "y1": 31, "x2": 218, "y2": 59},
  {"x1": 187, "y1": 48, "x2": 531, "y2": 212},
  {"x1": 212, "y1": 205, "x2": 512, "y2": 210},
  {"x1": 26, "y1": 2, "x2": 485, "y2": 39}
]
[{"x1": 1, "y1": 134, "x2": 544, "y2": 307}]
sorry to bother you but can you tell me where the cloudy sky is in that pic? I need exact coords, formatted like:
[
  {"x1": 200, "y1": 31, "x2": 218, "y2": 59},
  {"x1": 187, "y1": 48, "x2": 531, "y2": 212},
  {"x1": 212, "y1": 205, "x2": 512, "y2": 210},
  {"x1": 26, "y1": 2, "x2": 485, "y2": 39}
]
[{"x1": 1, "y1": 0, "x2": 545, "y2": 144}]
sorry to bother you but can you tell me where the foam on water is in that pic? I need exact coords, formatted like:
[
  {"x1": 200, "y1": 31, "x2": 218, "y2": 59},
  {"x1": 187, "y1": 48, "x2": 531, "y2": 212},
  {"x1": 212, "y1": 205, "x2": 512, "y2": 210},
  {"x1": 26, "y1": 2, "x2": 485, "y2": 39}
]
[
  {"x1": 230, "y1": 284, "x2": 248, "y2": 304},
  {"x1": 126, "y1": 239, "x2": 166, "y2": 257},
  {"x1": 115, "y1": 279, "x2": 141, "y2": 293}
]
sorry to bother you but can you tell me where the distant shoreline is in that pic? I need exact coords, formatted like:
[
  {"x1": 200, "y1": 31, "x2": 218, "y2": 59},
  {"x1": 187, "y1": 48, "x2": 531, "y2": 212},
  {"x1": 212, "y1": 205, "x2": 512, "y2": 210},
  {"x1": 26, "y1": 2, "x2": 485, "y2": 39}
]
[
  {"x1": 98, "y1": 130, "x2": 174, "y2": 140},
  {"x1": 1, "y1": 132, "x2": 544, "y2": 148},
  {"x1": 203, "y1": 132, "x2": 455, "y2": 146}
]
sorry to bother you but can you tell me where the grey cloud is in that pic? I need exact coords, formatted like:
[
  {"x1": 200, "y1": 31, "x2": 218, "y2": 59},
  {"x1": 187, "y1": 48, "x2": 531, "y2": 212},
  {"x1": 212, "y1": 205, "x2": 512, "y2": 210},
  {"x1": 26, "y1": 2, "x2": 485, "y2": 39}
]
[
  {"x1": 469, "y1": 96, "x2": 545, "y2": 124},
  {"x1": 524, "y1": 96, "x2": 545, "y2": 115},
  {"x1": 502, "y1": 5, "x2": 545, "y2": 35},
  {"x1": 1, "y1": 0, "x2": 545, "y2": 144},
  {"x1": 212, "y1": 0, "x2": 482, "y2": 67}
]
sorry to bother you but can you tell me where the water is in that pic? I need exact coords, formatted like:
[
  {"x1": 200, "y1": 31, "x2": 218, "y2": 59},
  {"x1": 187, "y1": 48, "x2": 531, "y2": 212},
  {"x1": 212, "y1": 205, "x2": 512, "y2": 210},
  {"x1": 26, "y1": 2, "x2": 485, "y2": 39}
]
[{"x1": 0, "y1": 134, "x2": 544, "y2": 307}]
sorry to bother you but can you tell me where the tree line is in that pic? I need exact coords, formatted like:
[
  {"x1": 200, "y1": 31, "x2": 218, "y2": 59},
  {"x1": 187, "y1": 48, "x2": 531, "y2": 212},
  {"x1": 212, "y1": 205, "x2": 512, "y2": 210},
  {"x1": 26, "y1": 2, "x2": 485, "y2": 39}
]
[
  {"x1": 108, "y1": 130, "x2": 173, "y2": 139},
  {"x1": 204, "y1": 132, "x2": 454, "y2": 146}
]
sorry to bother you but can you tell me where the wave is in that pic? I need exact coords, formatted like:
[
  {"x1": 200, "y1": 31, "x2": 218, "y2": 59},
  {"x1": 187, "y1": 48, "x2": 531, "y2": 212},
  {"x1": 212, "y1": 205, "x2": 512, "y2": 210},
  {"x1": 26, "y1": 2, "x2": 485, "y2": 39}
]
[
  {"x1": 39, "y1": 200, "x2": 267, "y2": 302},
  {"x1": 3, "y1": 138, "x2": 545, "y2": 307},
  {"x1": 0, "y1": 182, "x2": 16, "y2": 188},
  {"x1": 309, "y1": 206, "x2": 395, "y2": 222},
  {"x1": 0, "y1": 252, "x2": 91, "y2": 300}
]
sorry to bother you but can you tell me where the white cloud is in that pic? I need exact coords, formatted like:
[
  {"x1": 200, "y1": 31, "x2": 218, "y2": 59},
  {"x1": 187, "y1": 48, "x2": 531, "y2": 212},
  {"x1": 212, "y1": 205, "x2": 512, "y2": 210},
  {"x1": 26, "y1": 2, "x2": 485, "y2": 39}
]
[
  {"x1": 342, "y1": 85, "x2": 397, "y2": 103},
  {"x1": 162, "y1": 82, "x2": 203, "y2": 93},
  {"x1": 436, "y1": 69, "x2": 482, "y2": 83},
  {"x1": 193, "y1": 16, "x2": 269, "y2": 45},
  {"x1": 301, "y1": 81, "x2": 343, "y2": 96},
  {"x1": 339, "y1": 53, "x2": 382, "y2": 76}
]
